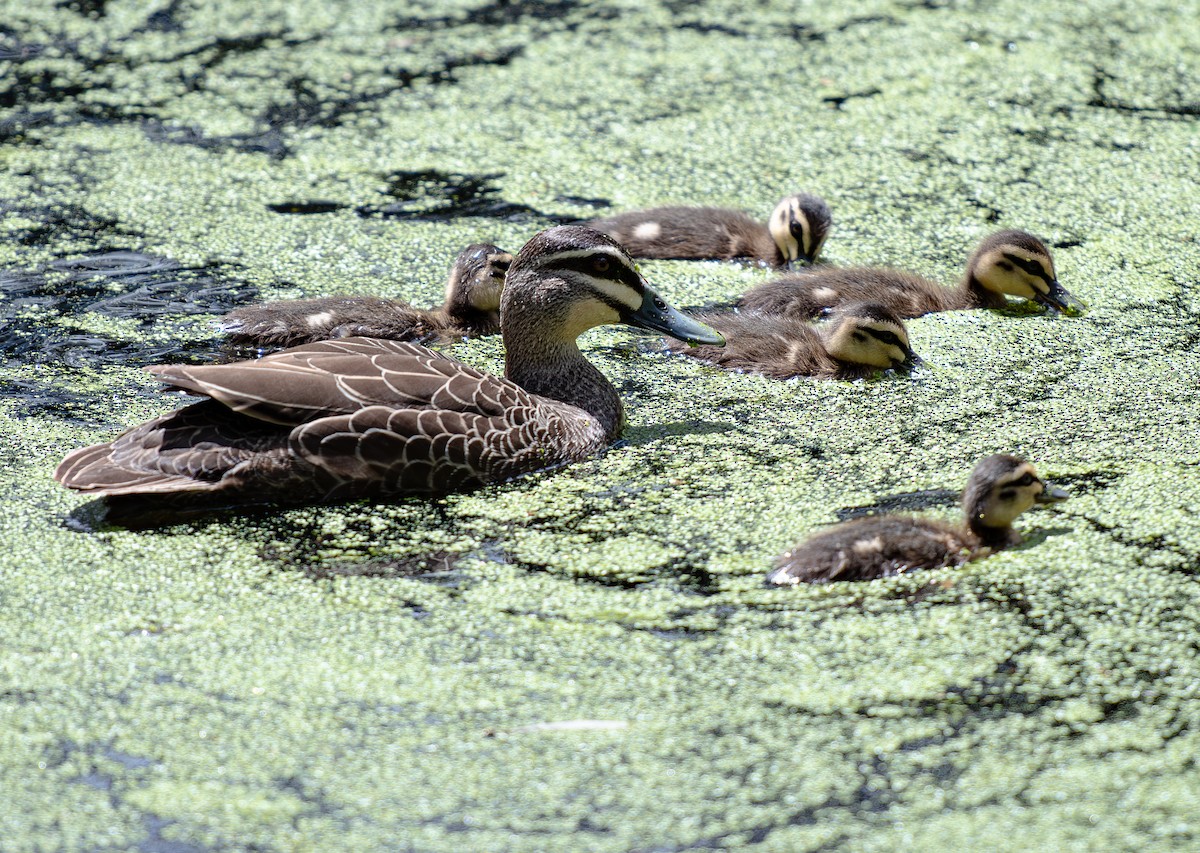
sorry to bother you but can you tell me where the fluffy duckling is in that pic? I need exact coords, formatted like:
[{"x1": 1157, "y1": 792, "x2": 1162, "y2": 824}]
[
  {"x1": 587, "y1": 192, "x2": 832, "y2": 268},
  {"x1": 218, "y1": 243, "x2": 512, "y2": 349},
  {"x1": 54, "y1": 227, "x2": 723, "y2": 525},
  {"x1": 666, "y1": 301, "x2": 919, "y2": 380},
  {"x1": 738, "y1": 229, "x2": 1084, "y2": 319},
  {"x1": 768, "y1": 454, "x2": 1069, "y2": 585}
]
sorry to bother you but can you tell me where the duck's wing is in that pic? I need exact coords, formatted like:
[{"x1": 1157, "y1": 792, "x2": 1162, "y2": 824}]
[
  {"x1": 58, "y1": 337, "x2": 601, "y2": 507},
  {"x1": 147, "y1": 337, "x2": 504, "y2": 426}
]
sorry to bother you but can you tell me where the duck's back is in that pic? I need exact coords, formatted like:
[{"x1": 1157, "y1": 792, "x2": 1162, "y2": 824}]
[
  {"x1": 740, "y1": 267, "x2": 961, "y2": 319},
  {"x1": 769, "y1": 515, "x2": 978, "y2": 583},
  {"x1": 588, "y1": 206, "x2": 776, "y2": 262},
  {"x1": 55, "y1": 337, "x2": 607, "y2": 523}
]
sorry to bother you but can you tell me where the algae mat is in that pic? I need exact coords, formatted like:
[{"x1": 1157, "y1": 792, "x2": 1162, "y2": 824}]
[{"x1": 2, "y1": 0, "x2": 1200, "y2": 850}]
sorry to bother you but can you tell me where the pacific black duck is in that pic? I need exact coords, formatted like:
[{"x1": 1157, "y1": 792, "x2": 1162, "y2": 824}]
[
  {"x1": 666, "y1": 301, "x2": 919, "y2": 380},
  {"x1": 768, "y1": 454, "x2": 1069, "y2": 584},
  {"x1": 54, "y1": 227, "x2": 723, "y2": 524},
  {"x1": 218, "y1": 243, "x2": 512, "y2": 349},
  {"x1": 587, "y1": 192, "x2": 832, "y2": 268},
  {"x1": 738, "y1": 229, "x2": 1084, "y2": 319}
]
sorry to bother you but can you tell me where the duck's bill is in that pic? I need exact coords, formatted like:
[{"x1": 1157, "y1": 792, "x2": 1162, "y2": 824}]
[
  {"x1": 1036, "y1": 484, "x2": 1070, "y2": 504},
  {"x1": 897, "y1": 346, "x2": 923, "y2": 371},
  {"x1": 1036, "y1": 280, "x2": 1086, "y2": 316},
  {"x1": 624, "y1": 285, "x2": 725, "y2": 347}
]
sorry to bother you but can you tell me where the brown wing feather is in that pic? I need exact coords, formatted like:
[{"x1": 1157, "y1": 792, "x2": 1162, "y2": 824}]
[
  {"x1": 55, "y1": 339, "x2": 608, "y2": 521},
  {"x1": 147, "y1": 338, "x2": 501, "y2": 426}
]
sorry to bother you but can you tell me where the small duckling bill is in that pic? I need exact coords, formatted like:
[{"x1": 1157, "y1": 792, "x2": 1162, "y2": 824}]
[
  {"x1": 768, "y1": 454, "x2": 1069, "y2": 584},
  {"x1": 666, "y1": 301, "x2": 920, "y2": 380},
  {"x1": 587, "y1": 192, "x2": 832, "y2": 268},
  {"x1": 738, "y1": 229, "x2": 1084, "y2": 319},
  {"x1": 219, "y1": 243, "x2": 512, "y2": 349}
]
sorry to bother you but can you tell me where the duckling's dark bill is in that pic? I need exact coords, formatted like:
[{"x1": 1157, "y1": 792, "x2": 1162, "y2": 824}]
[
  {"x1": 1038, "y1": 280, "x2": 1086, "y2": 316},
  {"x1": 623, "y1": 286, "x2": 725, "y2": 347},
  {"x1": 1036, "y1": 484, "x2": 1070, "y2": 504}
]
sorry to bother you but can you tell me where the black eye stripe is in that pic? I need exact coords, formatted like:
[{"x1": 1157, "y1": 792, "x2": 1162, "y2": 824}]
[
  {"x1": 865, "y1": 328, "x2": 903, "y2": 347},
  {"x1": 554, "y1": 255, "x2": 643, "y2": 291},
  {"x1": 1002, "y1": 253, "x2": 1054, "y2": 283}
]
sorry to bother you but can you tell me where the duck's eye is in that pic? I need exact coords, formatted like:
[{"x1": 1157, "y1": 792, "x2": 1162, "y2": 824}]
[
  {"x1": 852, "y1": 331, "x2": 867, "y2": 342},
  {"x1": 878, "y1": 332, "x2": 901, "y2": 346},
  {"x1": 790, "y1": 223, "x2": 805, "y2": 239},
  {"x1": 592, "y1": 256, "x2": 611, "y2": 274},
  {"x1": 1016, "y1": 473, "x2": 1035, "y2": 486}
]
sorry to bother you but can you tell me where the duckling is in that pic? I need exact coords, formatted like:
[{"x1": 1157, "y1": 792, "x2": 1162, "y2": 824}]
[
  {"x1": 666, "y1": 301, "x2": 920, "y2": 380},
  {"x1": 587, "y1": 192, "x2": 832, "y2": 268},
  {"x1": 218, "y1": 243, "x2": 512, "y2": 349},
  {"x1": 53, "y1": 227, "x2": 724, "y2": 525},
  {"x1": 738, "y1": 229, "x2": 1084, "y2": 319},
  {"x1": 768, "y1": 454, "x2": 1069, "y2": 585}
]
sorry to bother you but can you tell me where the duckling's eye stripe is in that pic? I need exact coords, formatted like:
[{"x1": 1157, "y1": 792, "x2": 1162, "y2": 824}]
[
  {"x1": 1002, "y1": 253, "x2": 1054, "y2": 283},
  {"x1": 864, "y1": 328, "x2": 902, "y2": 347}
]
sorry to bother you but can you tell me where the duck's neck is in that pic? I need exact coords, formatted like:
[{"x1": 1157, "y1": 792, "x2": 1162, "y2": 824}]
[
  {"x1": 504, "y1": 338, "x2": 626, "y2": 441},
  {"x1": 962, "y1": 274, "x2": 1008, "y2": 309},
  {"x1": 967, "y1": 517, "x2": 1020, "y2": 549}
]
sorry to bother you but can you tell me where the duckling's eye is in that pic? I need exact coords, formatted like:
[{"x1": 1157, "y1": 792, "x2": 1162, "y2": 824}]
[
  {"x1": 852, "y1": 331, "x2": 867, "y2": 342},
  {"x1": 592, "y1": 256, "x2": 611, "y2": 274},
  {"x1": 877, "y1": 332, "x2": 902, "y2": 347},
  {"x1": 1016, "y1": 473, "x2": 1035, "y2": 486},
  {"x1": 997, "y1": 261, "x2": 1014, "y2": 272},
  {"x1": 790, "y1": 223, "x2": 805, "y2": 239}
]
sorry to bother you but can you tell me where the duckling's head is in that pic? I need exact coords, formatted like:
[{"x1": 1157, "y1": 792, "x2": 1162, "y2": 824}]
[
  {"x1": 821, "y1": 301, "x2": 920, "y2": 370},
  {"x1": 443, "y1": 243, "x2": 512, "y2": 318},
  {"x1": 963, "y1": 454, "x2": 1068, "y2": 540},
  {"x1": 967, "y1": 230, "x2": 1085, "y2": 315},
  {"x1": 501, "y1": 226, "x2": 724, "y2": 348},
  {"x1": 768, "y1": 193, "x2": 833, "y2": 268}
]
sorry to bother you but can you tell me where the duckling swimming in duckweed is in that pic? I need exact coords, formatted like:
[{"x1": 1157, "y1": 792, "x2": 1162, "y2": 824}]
[
  {"x1": 218, "y1": 243, "x2": 513, "y2": 349},
  {"x1": 587, "y1": 192, "x2": 832, "y2": 269},
  {"x1": 768, "y1": 454, "x2": 1069, "y2": 585},
  {"x1": 54, "y1": 227, "x2": 723, "y2": 526},
  {"x1": 665, "y1": 301, "x2": 920, "y2": 380},
  {"x1": 738, "y1": 229, "x2": 1084, "y2": 319}
]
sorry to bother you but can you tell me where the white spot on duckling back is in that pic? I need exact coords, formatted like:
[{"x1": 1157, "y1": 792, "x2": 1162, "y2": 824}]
[
  {"x1": 633, "y1": 221, "x2": 662, "y2": 241},
  {"x1": 306, "y1": 311, "x2": 335, "y2": 328},
  {"x1": 812, "y1": 287, "x2": 838, "y2": 301},
  {"x1": 853, "y1": 536, "x2": 885, "y2": 554}
]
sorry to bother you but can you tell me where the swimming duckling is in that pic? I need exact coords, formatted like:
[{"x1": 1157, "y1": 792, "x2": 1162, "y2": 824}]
[
  {"x1": 768, "y1": 454, "x2": 1069, "y2": 585},
  {"x1": 587, "y1": 192, "x2": 832, "y2": 268},
  {"x1": 666, "y1": 301, "x2": 919, "y2": 380},
  {"x1": 53, "y1": 227, "x2": 723, "y2": 525},
  {"x1": 218, "y1": 243, "x2": 512, "y2": 349},
  {"x1": 738, "y1": 229, "x2": 1084, "y2": 319}
]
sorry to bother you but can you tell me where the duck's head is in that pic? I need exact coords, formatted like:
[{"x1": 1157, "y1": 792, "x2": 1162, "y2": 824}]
[
  {"x1": 967, "y1": 230, "x2": 1085, "y2": 315},
  {"x1": 443, "y1": 242, "x2": 513, "y2": 318},
  {"x1": 963, "y1": 454, "x2": 1069, "y2": 538},
  {"x1": 501, "y1": 226, "x2": 725, "y2": 347},
  {"x1": 821, "y1": 301, "x2": 921, "y2": 371},
  {"x1": 768, "y1": 192, "x2": 833, "y2": 268}
]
